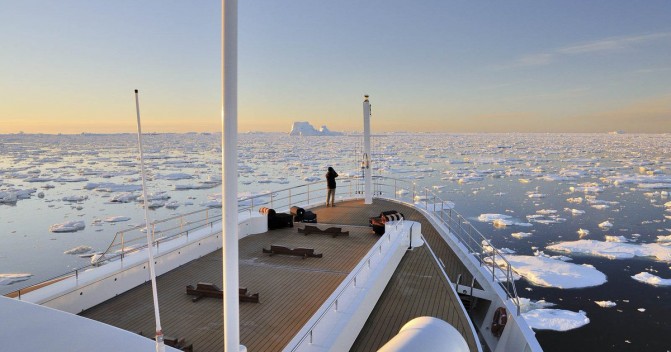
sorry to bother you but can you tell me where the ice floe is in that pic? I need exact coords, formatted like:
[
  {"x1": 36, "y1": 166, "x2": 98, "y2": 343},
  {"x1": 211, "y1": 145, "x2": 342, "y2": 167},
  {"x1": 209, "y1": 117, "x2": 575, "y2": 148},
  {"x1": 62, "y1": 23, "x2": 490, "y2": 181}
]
[
  {"x1": 598, "y1": 221, "x2": 613, "y2": 229},
  {"x1": 547, "y1": 240, "x2": 671, "y2": 262},
  {"x1": 594, "y1": 300, "x2": 617, "y2": 308},
  {"x1": 522, "y1": 309, "x2": 590, "y2": 331},
  {"x1": 84, "y1": 182, "x2": 142, "y2": 192},
  {"x1": 478, "y1": 214, "x2": 531, "y2": 227},
  {"x1": 104, "y1": 216, "x2": 131, "y2": 223},
  {"x1": 64, "y1": 245, "x2": 93, "y2": 255},
  {"x1": 512, "y1": 232, "x2": 533, "y2": 239},
  {"x1": 631, "y1": 272, "x2": 671, "y2": 286},
  {"x1": 49, "y1": 220, "x2": 86, "y2": 233},
  {"x1": 498, "y1": 254, "x2": 607, "y2": 288},
  {"x1": 62, "y1": 195, "x2": 88, "y2": 202}
]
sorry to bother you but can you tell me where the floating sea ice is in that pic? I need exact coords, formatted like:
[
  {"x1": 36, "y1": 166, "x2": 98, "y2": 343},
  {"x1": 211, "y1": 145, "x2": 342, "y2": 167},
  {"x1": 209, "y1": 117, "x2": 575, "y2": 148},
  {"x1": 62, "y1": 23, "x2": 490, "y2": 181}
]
[
  {"x1": 156, "y1": 173, "x2": 192, "y2": 180},
  {"x1": 500, "y1": 255, "x2": 607, "y2": 288},
  {"x1": 631, "y1": 272, "x2": 671, "y2": 286},
  {"x1": 139, "y1": 192, "x2": 171, "y2": 201},
  {"x1": 570, "y1": 183, "x2": 603, "y2": 193},
  {"x1": 104, "y1": 216, "x2": 131, "y2": 223},
  {"x1": 110, "y1": 192, "x2": 139, "y2": 203},
  {"x1": 605, "y1": 235, "x2": 629, "y2": 243},
  {"x1": 536, "y1": 209, "x2": 557, "y2": 215},
  {"x1": 598, "y1": 221, "x2": 613, "y2": 229},
  {"x1": 594, "y1": 300, "x2": 617, "y2": 308},
  {"x1": 64, "y1": 245, "x2": 93, "y2": 255},
  {"x1": 592, "y1": 204, "x2": 610, "y2": 210},
  {"x1": 564, "y1": 208, "x2": 585, "y2": 215},
  {"x1": 656, "y1": 235, "x2": 671, "y2": 243},
  {"x1": 146, "y1": 200, "x2": 166, "y2": 209},
  {"x1": 518, "y1": 298, "x2": 555, "y2": 313},
  {"x1": 396, "y1": 189, "x2": 409, "y2": 196},
  {"x1": 567, "y1": 197, "x2": 583, "y2": 203},
  {"x1": 547, "y1": 240, "x2": 671, "y2": 262},
  {"x1": 62, "y1": 195, "x2": 88, "y2": 202},
  {"x1": 478, "y1": 214, "x2": 512, "y2": 222},
  {"x1": 84, "y1": 182, "x2": 142, "y2": 192},
  {"x1": 165, "y1": 201, "x2": 180, "y2": 209},
  {"x1": 303, "y1": 176, "x2": 320, "y2": 182},
  {"x1": 522, "y1": 309, "x2": 590, "y2": 331},
  {"x1": 0, "y1": 273, "x2": 32, "y2": 285},
  {"x1": 512, "y1": 232, "x2": 532, "y2": 239},
  {"x1": 0, "y1": 189, "x2": 35, "y2": 203},
  {"x1": 577, "y1": 228, "x2": 590, "y2": 237},
  {"x1": 638, "y1": 308, "x2": 646, "y2": 312},
  {"x1": 49, "y1": 220, "x2": 86, "y2": 233},
  {"x1": 493, "y1": 219, "x2": 513, "y2": 228},
  {"x1": 528, "y1": 193, "x2": 546, "y2": 198}
]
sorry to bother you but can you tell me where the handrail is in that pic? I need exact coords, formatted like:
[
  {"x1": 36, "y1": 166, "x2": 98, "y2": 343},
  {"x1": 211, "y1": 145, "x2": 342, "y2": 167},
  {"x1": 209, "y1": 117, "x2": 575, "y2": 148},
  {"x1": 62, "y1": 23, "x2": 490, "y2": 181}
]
[
  {"x1": 6, "y1": 175, "x2": 520, "y2": 316},
  {"x1": 370, "y1": 175, "x2": 521, "y2": 315}
]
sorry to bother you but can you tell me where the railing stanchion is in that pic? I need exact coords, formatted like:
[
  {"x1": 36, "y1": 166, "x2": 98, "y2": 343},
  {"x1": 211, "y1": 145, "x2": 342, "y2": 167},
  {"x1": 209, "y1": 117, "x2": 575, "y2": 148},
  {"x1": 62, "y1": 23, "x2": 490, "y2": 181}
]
[{"x1": 307, "y1": 184, "x2": 310, "y2": 205}]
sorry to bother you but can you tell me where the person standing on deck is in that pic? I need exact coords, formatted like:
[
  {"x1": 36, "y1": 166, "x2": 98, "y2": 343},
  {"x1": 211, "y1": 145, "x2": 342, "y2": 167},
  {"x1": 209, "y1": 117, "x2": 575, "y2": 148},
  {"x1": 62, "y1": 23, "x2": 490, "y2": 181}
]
[{"x1": 325, "y1": 166, "x2": 338, "y2": 207}]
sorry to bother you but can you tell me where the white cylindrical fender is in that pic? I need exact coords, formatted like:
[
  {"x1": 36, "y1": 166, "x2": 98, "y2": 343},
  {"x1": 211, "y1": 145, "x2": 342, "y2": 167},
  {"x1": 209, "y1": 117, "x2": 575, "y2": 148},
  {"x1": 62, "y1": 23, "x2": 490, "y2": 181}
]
[{"x1": 378, "y1": 317, "x2": 470, "y2": 352}]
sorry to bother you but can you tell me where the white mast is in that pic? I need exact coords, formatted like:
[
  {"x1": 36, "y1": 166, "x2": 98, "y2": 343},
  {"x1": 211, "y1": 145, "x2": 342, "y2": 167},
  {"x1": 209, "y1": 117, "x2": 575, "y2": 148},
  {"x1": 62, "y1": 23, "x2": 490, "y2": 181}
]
[
  {"x1": 363, "y1": 95, "x2": 372, "y2": 204},
  {"x1": 222, "y1": 1, "x2": 245, "y2": 351},
  {"x1": 133, "y1": 89, "x2": 166, "y2": 352}
]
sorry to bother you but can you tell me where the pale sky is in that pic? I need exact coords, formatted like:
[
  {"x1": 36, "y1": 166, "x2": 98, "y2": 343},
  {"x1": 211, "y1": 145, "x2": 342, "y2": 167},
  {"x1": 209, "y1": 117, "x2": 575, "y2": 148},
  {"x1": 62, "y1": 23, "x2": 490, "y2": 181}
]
[{"x1": 1, "y1": 1, "x2": 670, "y2": 134}]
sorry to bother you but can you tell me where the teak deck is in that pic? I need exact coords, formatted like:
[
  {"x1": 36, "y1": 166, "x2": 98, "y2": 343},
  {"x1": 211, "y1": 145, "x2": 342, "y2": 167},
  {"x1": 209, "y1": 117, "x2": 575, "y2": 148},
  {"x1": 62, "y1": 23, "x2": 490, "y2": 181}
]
[{"x1": 80, "y1": 199, "x2": 478, "y2": 351}]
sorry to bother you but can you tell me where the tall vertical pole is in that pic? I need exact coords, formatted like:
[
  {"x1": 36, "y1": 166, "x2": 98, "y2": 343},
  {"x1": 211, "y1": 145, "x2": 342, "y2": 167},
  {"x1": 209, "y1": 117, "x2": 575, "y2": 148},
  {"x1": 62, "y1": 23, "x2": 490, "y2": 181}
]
[
  {"x1": 222, "y1": 0, "x2": 244, "y2": 351},
  {"x1": 134, "y1": 90, "x2": 165, "y2": 352},
  {"x1": 363, "y1": 95, "x2": 372, "y2": 204}
]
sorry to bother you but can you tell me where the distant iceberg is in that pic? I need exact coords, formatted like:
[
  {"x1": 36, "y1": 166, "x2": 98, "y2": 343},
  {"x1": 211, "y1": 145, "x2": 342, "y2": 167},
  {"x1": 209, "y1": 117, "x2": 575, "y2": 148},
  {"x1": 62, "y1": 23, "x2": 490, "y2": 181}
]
[{"x1": 289, "y1": 121, "x2": 343, "y2": 136}]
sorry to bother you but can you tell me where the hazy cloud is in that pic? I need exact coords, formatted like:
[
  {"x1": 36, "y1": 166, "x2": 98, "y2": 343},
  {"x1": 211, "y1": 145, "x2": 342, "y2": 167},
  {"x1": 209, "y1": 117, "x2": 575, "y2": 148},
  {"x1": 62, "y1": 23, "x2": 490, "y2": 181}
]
[{"x1": 504, "y1": 32, "x2": 671, "y2": 68}]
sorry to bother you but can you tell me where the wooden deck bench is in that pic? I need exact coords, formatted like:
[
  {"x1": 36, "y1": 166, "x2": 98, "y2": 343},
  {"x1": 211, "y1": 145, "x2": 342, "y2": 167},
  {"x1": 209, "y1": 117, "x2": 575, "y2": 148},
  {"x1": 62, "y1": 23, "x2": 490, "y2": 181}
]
[
  {"x1": 262, "y1": 244, "x2": 323, "y2": 258},
  {"x1": 185, "y1": 282, "x2": 259, "y2": 303},
  {"x1": 165, "y1": 336, "x2": 193, "y2": 352},
  {"x1": 297, "y1": 225, "x2": 349, "y2": 238}
]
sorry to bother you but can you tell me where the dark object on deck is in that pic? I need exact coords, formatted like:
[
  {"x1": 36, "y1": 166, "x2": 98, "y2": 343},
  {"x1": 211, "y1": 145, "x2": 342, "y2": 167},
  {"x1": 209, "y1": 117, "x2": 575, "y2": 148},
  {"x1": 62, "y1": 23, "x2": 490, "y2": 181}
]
[
  {"x1": 369, "y1": 210, "x2": 404, "y2": 235},
  {"x1": 290, "y1": 206, "x2": 305, "y2": 221},
  {"x1": 260, "y1": 207, "x2": 294, "y2": 229},
  {"x1": 370, "y1": 218, "x2": 386, "y2": 235},
  {"x1": 259, "y1": 207, "x2": 276, "y2": 216},
  {"x1": 270, "y1": 213, "x2": 294, "y2": 229},
  {"x1": 302, "y1": 210, "x2": 317, "y2": 223},
  {"x1": 262, "y1": 244, "x2": 323, "y2": 259},
  {"x1": 186, "y1": 282, "x2": 259, "y2": 303},
  {"x1": 298, "y1": 225, "x2": 349, "y2": 238},
  {"x1": 165, "y1": 336, "x2": 193, "y2": 352},
  {"x1": 239, "y1": 287, "x2": 261, "y2": 303}
]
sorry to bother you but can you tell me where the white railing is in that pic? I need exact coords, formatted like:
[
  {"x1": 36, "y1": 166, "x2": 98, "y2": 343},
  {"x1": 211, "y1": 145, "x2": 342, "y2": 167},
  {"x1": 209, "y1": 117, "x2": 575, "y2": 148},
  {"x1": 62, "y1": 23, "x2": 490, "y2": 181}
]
[
  {"x1": 285, "y1": 220, "x2": 409, "y2": 352},
  {"x1": 7, "y1": 176, "x2": 519, "y2": 316}
]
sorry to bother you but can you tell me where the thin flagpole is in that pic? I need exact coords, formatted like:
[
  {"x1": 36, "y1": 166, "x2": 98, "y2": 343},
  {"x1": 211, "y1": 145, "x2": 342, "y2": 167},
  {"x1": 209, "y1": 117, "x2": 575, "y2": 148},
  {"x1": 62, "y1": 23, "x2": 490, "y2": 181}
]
[
  {"x1": 134, "y1": 89, "x2": 166, "y2": 352},
  {"x1": 222, "y1": 0, "x2": 243, "y2": 351}
]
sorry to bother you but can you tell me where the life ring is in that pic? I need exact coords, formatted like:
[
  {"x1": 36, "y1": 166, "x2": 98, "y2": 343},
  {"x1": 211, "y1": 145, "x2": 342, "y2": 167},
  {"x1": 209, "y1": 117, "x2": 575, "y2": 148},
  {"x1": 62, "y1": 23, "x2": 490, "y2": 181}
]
[{"x1": 491, "y1": 307, "x2": 508, "y2": 338}]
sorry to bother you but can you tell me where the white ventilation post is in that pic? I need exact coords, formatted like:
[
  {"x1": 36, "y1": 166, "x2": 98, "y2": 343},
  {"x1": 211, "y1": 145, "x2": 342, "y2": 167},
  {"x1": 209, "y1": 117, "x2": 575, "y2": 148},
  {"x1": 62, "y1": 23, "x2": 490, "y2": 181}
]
[{"x1": 363, "y1": 95, "x2": 372, "y2": 204}]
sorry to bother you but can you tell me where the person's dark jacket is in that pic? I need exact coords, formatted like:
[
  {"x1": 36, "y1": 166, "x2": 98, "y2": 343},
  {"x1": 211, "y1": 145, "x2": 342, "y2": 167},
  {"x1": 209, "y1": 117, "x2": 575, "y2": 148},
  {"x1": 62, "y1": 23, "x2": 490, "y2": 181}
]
[{"x1": 326, "y1": 168, "x2": 338, "y2": 189}]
